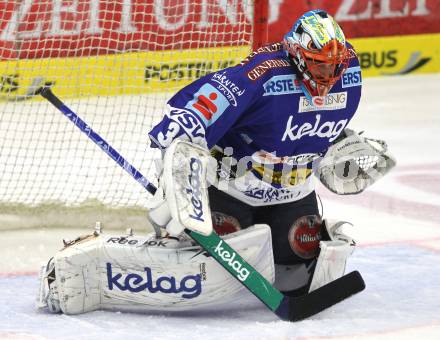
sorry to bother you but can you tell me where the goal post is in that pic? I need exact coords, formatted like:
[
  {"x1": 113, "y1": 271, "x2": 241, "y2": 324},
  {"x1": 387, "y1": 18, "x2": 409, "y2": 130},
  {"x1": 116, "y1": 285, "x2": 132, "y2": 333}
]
[{"x1": 0, "y1": 0, "x2": 268, "y2": 230}]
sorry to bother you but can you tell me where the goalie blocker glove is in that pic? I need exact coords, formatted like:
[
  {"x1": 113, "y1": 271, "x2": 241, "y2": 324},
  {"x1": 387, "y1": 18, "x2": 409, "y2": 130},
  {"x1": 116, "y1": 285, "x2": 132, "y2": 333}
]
[{"x1": 147, "y1": 139, "x2": 214, "y2": 236}]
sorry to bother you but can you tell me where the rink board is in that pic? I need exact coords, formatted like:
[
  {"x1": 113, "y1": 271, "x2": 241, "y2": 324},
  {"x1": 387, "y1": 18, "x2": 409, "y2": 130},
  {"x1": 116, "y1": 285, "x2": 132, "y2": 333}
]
[
  {"x1": 1, "y1": 33, "x2": 440, "y2": 102},
  {"x1": 0, "y1": 46, "x2": 250, "y2": 101},
  {"x1": 352, "y1": 33, "x2": 440, "y2": 76}
]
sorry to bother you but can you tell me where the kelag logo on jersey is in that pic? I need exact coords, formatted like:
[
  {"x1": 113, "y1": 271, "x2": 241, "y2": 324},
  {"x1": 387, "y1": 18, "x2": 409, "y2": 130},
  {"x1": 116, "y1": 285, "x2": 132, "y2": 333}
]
[
  {"x1": 185, "y1": 83, "x2": 230, "y2": 126},
  {"x1": 106, "y1": 263, "x2": 202, "y2": 299},
  {"x1": 282, "y1": 114, "x2": 348, "y2": 142},
  {"x1": 342, "y1": 66, "x2": 362, "y2": 88},
  {"x1": 263, "y1": 75, "x2": 302, "y2": 96}
]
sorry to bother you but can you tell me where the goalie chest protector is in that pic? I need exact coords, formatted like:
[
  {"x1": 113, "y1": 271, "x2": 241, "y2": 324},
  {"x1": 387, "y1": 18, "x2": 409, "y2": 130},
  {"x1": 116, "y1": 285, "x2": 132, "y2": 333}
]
[{"x1": 149, "y1": 43, "x2": 362, "y2": 206}]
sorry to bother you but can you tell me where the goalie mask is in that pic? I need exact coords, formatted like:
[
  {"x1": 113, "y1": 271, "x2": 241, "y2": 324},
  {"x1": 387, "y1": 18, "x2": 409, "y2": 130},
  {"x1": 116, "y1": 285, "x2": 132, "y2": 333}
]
[{"x1": 283, "y1": 9, "x2": 352, "y2": 98}]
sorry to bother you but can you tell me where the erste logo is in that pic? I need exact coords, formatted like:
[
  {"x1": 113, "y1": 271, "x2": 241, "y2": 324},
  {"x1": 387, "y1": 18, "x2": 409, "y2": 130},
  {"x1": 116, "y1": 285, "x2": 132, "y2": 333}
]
[
  {"x1": 342, "y1": 66, "x2": 362, "y2": 88},
  {"x1": 263, "y1": 75, "x2": 302, "y2": 96},
  {"x1": 193, "y1": 92, "x2": 218, "y2": 120}
]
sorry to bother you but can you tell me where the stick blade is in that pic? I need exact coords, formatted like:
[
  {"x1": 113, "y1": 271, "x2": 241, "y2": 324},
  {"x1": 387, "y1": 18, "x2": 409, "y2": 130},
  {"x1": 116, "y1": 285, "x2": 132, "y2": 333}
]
[
  {"x1": 38, "y1": 87, "x2": 65, "y2": 110},
  {"x1": 275, "y1": 271, "x2": 365, "y2": 322},
  {"x1": 38, "y1": 86, "x2": 53, "y2": 99}
]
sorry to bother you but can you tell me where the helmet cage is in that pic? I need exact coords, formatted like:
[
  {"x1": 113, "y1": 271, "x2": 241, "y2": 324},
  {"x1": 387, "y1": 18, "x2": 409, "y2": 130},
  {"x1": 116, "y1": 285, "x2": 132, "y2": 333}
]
[{"x1": 297, "y1": 40, "x2": 351, "y2": 96}]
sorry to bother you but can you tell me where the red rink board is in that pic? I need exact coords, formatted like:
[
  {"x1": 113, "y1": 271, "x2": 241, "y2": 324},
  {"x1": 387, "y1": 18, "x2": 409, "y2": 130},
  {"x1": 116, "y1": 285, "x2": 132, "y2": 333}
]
[
  {"x1": 267, "y1": 0, "x2": 440, "y2": 42},
  {"x1": 0, "y1": 0, "x2": 252, "y2": 60},
  {"x1": 2, "y1": 1, "x2": 439, "y2": 60}
]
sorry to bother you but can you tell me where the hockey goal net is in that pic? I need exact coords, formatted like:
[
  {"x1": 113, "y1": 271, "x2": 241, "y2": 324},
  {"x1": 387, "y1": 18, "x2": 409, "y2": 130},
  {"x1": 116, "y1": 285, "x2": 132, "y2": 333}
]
[{"x1": 0, "y1": 0, "x2": 267, "y2": 229}]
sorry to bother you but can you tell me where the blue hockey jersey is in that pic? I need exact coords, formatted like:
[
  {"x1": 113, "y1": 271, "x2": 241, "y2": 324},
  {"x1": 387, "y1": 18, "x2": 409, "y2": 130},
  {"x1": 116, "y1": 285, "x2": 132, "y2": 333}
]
[{"x1": 149, "y1": 43, "x2": 362, "y2": 206}]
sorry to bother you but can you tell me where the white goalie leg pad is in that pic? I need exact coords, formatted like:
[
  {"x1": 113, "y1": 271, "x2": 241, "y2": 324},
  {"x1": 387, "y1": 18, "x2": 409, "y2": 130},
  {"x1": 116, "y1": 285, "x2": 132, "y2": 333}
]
[
  {"x1": 38, "y1": 224, "x2": 275, "y2": 314},
  {"x1": 37, "y1": 258, "x2": 61, "y2": 313},
  {"x1": 162, "y1": 139, "x2": 214, "y2": 236},
  {"x1": 308, "y1": 220, "x2": 356, "y2": 292},
  {"x1": 308, "y1": 240, "x2": 353, "y2": 292}
]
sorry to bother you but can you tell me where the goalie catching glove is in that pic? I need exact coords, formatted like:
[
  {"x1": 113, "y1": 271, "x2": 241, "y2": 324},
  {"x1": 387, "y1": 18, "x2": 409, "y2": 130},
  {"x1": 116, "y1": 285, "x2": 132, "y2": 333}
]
[
  {"x1": 317, "y1": 129, "x2": 396, "y2": 195},
  {"x1": 147, "y1": 139, "x2": 214, "y2": 236}
]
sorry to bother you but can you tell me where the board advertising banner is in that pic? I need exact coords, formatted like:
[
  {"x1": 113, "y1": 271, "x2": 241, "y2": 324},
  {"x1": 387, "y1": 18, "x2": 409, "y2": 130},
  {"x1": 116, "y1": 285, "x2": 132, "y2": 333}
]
[
  {"x1": 0, "y1": 0, "x2": 252, "y2": 60},
  {"x1": 267, "y1": 0, "x2": 440, "y2": 41}
]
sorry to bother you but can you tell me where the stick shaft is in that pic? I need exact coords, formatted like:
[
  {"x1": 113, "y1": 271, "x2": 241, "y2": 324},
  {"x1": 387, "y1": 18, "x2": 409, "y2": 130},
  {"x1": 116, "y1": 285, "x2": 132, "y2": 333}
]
[{"x1": 39, "y1": 87, "x2": 157, "y2": 195}]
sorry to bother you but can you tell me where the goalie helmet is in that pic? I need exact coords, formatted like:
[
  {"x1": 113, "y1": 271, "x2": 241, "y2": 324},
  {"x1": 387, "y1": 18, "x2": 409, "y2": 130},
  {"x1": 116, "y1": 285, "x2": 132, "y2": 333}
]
[{"x1": 283, "y1": 9, "x2": 352, "y2": 98}]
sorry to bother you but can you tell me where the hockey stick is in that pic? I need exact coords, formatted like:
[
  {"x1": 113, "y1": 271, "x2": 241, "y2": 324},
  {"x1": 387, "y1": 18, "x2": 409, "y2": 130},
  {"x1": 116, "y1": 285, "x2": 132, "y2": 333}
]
[{"x1": 39, "y1": 87, "x2": 365, "y2": 322}]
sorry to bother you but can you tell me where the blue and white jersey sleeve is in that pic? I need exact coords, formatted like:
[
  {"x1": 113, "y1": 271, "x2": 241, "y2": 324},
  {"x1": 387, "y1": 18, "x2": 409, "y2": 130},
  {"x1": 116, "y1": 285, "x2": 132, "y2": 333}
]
[{"x1": 148, "y1": 65, "x2": 259, "y2": 150}]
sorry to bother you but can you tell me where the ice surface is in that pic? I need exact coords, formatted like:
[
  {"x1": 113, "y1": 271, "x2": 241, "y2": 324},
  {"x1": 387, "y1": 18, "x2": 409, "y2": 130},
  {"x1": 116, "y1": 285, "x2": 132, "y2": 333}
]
[{"x1": 1, "y1": 74, "x2": 440, "y2": 339}]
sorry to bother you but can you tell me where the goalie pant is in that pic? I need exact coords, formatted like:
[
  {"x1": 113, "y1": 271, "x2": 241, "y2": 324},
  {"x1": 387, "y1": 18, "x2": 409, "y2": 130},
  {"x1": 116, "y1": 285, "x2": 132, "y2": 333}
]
[
  {"x1": 146, "y1": 139, "x2": 356, "y2": 295},
  {"x1": 209, "y1": 185, "x2": 355, "y2": 294}
]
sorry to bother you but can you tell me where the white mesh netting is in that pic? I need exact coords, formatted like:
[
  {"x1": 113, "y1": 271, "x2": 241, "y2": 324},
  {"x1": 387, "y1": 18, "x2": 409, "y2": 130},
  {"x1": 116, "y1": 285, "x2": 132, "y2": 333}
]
[{"x1": 0, "y1": 0, "x2": 254, "y2": 228}]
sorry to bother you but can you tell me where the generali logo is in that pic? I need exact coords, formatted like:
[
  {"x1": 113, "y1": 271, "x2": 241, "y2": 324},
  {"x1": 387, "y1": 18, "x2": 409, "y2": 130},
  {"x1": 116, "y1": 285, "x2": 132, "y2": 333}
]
[{"x1": 247, "y1": 59, "x2": 291, "y2": 81}]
